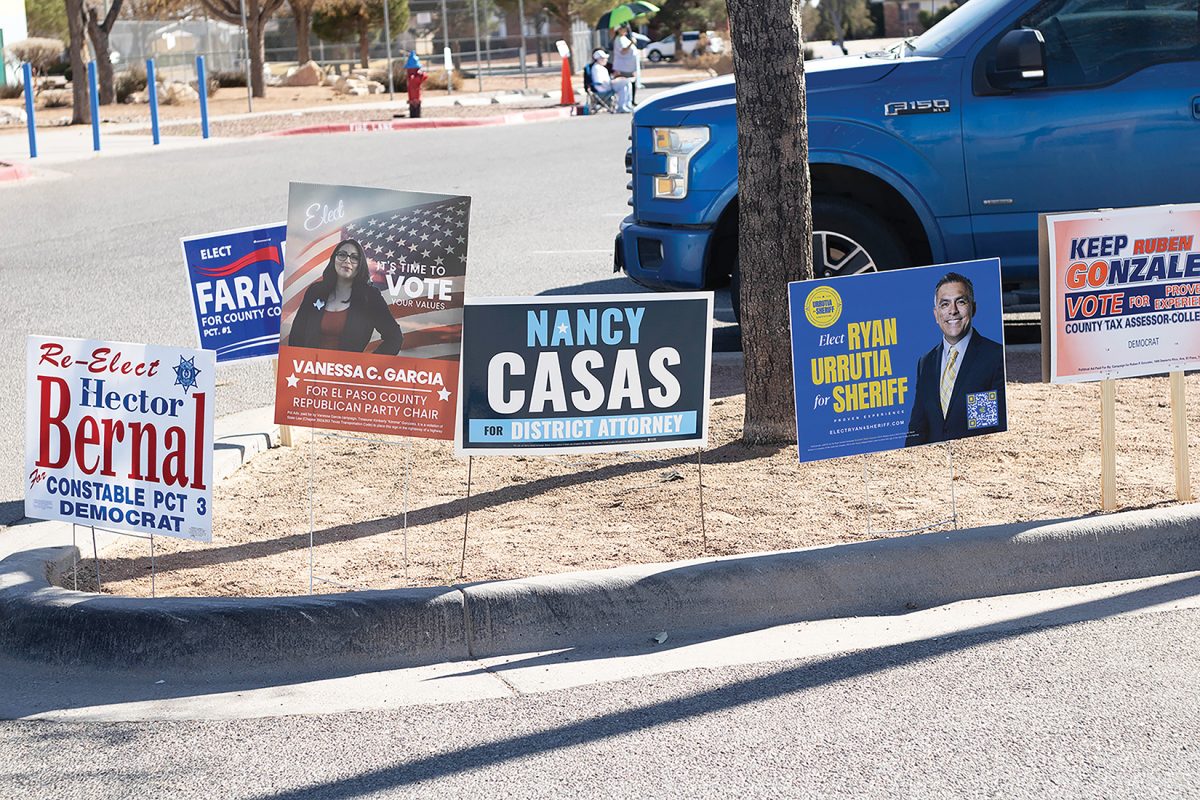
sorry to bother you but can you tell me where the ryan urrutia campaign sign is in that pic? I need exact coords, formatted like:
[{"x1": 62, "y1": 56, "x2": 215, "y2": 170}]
[
  {"x1": 25, "y1": 336, "x2": 216, "y2": 542},
  {"x1": 455, "y1": 293, "x2": 713, "y2": 455},
  {"x1": 789, "y1": 259, "x2": 1007, "y2": 462},
  {"x1": 181, "y1": 222, "x2": 286, "y2": 362}
]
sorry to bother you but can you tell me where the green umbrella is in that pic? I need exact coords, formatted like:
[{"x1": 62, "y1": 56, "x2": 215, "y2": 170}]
[{"x1": 595, "y1": 2, "x2": 660, "y2": 31}]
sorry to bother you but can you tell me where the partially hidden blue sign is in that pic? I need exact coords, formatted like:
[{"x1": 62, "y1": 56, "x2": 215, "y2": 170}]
[
  {"x1": 181, "y1": 222, "x2": 286, "y2": 362},
  {"x1": 788, "y1": 258, "x2": 1008, "y2": 462}
]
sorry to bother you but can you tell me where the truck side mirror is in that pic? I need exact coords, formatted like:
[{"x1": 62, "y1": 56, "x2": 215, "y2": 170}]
[{"x1": 993, "y1": 28, "x2": 1047, "y2": 87}]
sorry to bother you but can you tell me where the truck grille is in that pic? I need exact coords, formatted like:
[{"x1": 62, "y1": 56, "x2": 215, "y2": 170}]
[{"x1": 626, "y1": 134, "x2": 634, "y2": 210}]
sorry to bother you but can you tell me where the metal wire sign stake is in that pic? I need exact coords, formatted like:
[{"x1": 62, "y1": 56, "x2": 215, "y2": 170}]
[{"x1": 862, "y1": 441, "x2": 959, "y2": 536}]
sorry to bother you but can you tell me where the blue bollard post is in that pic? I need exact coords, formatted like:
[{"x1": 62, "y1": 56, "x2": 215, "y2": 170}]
[
  {"x1": 196, "y1": 55, "x2": 210, "y2": 139},
  {"x1": 146, "y1": 59, "x2": 160, "y2": 145},
  {"x1": 87, "y1": 61, "x2": 101, "y2": 152},
  {"x1": 22, "y1": 63, "x2": 37, "y2": 159}
]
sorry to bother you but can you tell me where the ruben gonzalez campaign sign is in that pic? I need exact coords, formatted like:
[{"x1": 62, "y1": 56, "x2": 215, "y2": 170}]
[
  {"x1": 25, "y1": 336, "x2": 216, "y2": 542},
  {"x1": 789, "y1": 259, "x2": 1007, "y2": 462},
  {"x1": 181, "y1": 222, "x2": 287, "y2": 362},
  {"x1": 455, "y1": 293, "x2": 713, "y2": 455}
]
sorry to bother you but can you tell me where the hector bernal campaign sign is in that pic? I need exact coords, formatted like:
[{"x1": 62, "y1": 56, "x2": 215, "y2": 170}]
[
  {"x1": 25, "y1": 336, "x2": 216, "y2": 542},
  {"x1": 1042, "y1": 203, "x2": 1200, "y2": 382},
  {"x1": 455, "y1": 293, "x2": 713, "y2": 455},
  {"x1": 789, "y1": 259, "x2": 1007, "y2": 462},
  {"x1": 274, "y1": 183, "x2": 471, "y2": 439}
]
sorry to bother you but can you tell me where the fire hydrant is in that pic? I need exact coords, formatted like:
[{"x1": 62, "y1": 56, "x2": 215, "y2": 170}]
[{"x1": 405, "y1": 51, "x2": 428, "y2": 119}]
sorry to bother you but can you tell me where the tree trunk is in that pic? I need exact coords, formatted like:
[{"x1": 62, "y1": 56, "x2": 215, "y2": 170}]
[
  {"x1": 84, "y1": 7, "x2": 115, "y2": 105},
  {"x1": 247, "y1": 0, "x2": 267, "y2": 98},
  {"x1": 726, "y1": 0, "x2": 813, "y2": 445},
  {"x1": 66, "y1": 0, "x2": 90, "y2": 124},
  {"x1": 358, "y1": 19, "x2": 370, "y2": 68},
  {"x1": 295, "y1": 3, "x2": 312, "y2": 64}
]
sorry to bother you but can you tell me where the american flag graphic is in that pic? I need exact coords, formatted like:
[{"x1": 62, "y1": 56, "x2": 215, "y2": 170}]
[{"x1": 281, "y1": 195, "x2": 471, "y2": 360}]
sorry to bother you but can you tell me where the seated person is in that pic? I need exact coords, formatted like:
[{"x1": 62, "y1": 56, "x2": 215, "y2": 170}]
[{"x1": 588, "y1": 49, "x2": 633, "y2": 113}]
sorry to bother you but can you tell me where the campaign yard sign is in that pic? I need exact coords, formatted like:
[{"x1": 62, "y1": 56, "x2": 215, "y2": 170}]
[
  {"x1": 25, "y1": 336, "x2": 216, "y2": 542},
  {"x1": 181, "y1": 222, "x2": 286, "y2": 362},
  {"x1": 1042, "y1": 204, "x2": 1200, "y2": 382},
  {"x1": 789, "y1": 259, "x2": 1007, "y2": 462},
  {"x1": 455, "y1": 293, "x2": 713, "y2": 455},
  {"x1": 274, "y1": 183, "x2": 471, "y2": 439}
]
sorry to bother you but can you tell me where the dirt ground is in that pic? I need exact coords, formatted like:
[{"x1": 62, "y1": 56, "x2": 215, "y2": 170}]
[
  {"x1": 0, "y1": 63, "x2": 709, "y2": 135},
  {"x1": 65, "y1": 350, "x2": 1200, "y2": 598}
]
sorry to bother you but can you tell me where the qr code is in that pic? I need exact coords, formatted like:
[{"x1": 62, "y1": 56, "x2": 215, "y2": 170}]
[{"x1": 966, "y1": 391, "x2": 999, "y2": 430}]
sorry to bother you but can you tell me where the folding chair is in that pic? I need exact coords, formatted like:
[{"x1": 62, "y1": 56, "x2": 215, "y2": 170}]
[{"x1": 582, "y1": 65, "x2": 617, "y2": 114}]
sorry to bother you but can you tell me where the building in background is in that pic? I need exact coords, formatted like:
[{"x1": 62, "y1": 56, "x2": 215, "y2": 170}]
[
  {"x1": 874, "y1": 0, "x2": 958, "y2": 38},
  {"x1": 0, "y1": 0, "x2": 29, "y2": 86}
]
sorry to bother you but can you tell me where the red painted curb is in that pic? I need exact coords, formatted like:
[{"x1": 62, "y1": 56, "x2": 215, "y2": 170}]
[
  {"x1": 261, "y1": 105, "x2": 575, "y2": 138},
  {"x1": 0, "y1": 163, "x2": 32, "y2": 183}
]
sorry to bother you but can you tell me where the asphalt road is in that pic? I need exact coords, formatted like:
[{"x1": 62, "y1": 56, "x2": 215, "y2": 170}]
[
  {"x1": 0, "y1": 110, "x2": 707, "y2": 521},
  {"x1": 1, "y1": 605, "x2": 1197, "y2": 798}
]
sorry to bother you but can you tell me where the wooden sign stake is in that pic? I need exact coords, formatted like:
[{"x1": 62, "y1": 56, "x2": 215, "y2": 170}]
[
  {"x1": 1100, "y1": 379, "x2": 1117, "y2": 511},
  {"x1": 1170, "y1": 370, "x2": 1192, "y2": 503},
  {"x1": 270, "y1": 358, "x2": 294, "y2": 447}
]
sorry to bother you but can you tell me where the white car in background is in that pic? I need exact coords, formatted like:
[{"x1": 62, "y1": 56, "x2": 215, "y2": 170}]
[{"x1": 644, "y1": 30, "x2": 725, "y2": 62}]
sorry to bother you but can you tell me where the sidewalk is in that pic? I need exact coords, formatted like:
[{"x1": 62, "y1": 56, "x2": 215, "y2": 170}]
[{"x1": 0, "y1": 87, "x2": 569, "y2": 169}]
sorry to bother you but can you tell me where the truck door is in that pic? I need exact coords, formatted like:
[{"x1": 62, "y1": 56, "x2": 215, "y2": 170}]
[{"x1": 959, "y1": 0, "x2": 1200, "y2": 280}]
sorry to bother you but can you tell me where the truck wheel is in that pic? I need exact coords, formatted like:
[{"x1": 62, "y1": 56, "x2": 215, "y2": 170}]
[
  {"x1": 811, "y1": 196, "x2": 910, "y2": 279},
  {"x1": 648, "y1": 50, "x2": 663, "y2": 63},
  {"x1": 727, "y1": 197, "x2": 910, "y2": 324}
]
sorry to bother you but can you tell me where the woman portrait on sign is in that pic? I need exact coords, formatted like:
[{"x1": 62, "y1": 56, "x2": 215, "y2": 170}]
[{"x1": 287, "y1": 238, "x2": 404, "y2": 354}]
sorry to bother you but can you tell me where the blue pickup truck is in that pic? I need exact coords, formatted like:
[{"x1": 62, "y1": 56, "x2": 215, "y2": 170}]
[{"x1": 615, "y1": 0, "x2": 1199, "y2": 316}]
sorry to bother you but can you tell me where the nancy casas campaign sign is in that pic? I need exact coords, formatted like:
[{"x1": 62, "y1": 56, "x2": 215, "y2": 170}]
[
  {"x1": 25, "y1": 336, "x2": 216, "y2": 542},
  {"x1": 1043, "y1": 203, "x2": 1200, "y2": 382},
  {"x1": 275, "y1": 183, "x2": 470, "y2": 439},
  {"x1": 789, "y1": 259, "x2": 1007, "y2": 462},
  {"x1": 455, "y1": 293, "x2": 713, "y2": 455},
  {"x1": 181, "y1": 222, "x2": 286, "y2": 362}
]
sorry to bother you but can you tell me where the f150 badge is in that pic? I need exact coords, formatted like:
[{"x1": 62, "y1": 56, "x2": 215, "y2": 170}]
[{"x1": 884, "y1": 99, "x2": 951, "y2": 116}]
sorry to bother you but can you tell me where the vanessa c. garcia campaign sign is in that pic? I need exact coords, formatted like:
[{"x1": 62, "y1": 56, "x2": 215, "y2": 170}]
[
  {"x1": 274, "y1": 182, "x2": 471, "y2": 439},
  {"x1": 25, "y1": 336, "x2": 216, "y2": 542},
  {"x1": 181, "y1": 222, "x2": 287, "y2": 362},
  {"x1": 455, "y1": 293, "x2": 713, "y2": 455},
  {"x1": 789, "y1": 259, "x2": 1007, "y2": 462},
  {"x1": 1043, "y1": 203, "x2": 1200, "y2": 382}
]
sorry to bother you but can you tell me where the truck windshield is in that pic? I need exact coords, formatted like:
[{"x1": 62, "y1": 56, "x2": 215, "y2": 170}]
[{"x1": 900, "y1": 0, "x2": 1014, "y2": 56}]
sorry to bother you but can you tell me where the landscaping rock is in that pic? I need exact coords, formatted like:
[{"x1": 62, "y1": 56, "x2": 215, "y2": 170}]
[
  {"x1": 0, "y1": 106, "x2": 27, "y2": 124},
  {"x1": 284, "y1": 60, "x2": 324, "y2": 87}
]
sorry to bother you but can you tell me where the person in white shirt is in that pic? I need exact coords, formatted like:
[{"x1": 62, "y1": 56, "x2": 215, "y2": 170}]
[
  {"x1": 610, "y1": 33, "x2": 641, "y2": 107},
  {"x1": 588, "y1": 49, "x2": 632, "y2": 113}
]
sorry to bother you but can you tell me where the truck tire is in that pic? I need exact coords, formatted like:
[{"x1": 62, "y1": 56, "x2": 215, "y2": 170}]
[
  {"x1": 648, "y1": 50, "x2": 663, "y2": 62},
  {"x1": 728, "y1": 196, "x2": 910, "y2": 324}
]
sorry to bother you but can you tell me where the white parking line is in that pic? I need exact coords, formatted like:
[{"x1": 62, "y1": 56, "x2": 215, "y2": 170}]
[{"x1": 530, "y1": 249, "x2": 612, "y2": 254}]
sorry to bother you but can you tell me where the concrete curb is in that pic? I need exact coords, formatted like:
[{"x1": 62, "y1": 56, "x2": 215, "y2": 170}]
[
  {"x1": 0, "y1": 549, "x2": 468, "y2": 672},
  {"x1": 260, "y1": 106, "x2": 574, "y2": 138},
  {"x1": 0, "y1": 163, "x2": 31, "y2": 183},
  {"x1": 461, "y1": 505, "x2": 1200, "y2": 657},
  {"x1": 1, "y1": 502, "x2": 1196, "y2": 674}
]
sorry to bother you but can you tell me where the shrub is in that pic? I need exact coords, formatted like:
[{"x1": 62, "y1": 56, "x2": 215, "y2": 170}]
[
  {"x1": 211, "y1": 70, "x2": 247, "y2": 88},
  {"x1": 5, "y1": 38, "x2": 64, "y2": 77},
  {"x1": 0, "y1": 83, "x2": 23, "y2": 100},
  {"x1": 677, "y1": 52, "x2": 733, "y2": 75},
  {"x1": 39, "y1": 88, "x2": 71, "y2": 108},
  {"x1": 115, "y1": 65, "x2": 147, "y2": 104},
  {"x1": 422, "y1": 68, "x2": 460, "y2": 91}
]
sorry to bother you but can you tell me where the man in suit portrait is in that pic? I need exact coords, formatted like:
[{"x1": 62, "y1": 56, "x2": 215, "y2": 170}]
[{"x1": 906, "y1": 272, "x2": 1006, "y2": 446}]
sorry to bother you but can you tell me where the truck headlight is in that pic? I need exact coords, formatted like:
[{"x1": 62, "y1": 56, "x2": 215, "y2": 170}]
[{"x1": 651, "y1": 127, "x2": 710, "y2": 199}]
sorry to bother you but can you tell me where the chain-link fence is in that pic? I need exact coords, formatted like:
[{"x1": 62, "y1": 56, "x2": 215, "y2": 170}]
[{"x1": 108, "y1": 3, "x2": 607, "y2": 88}]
